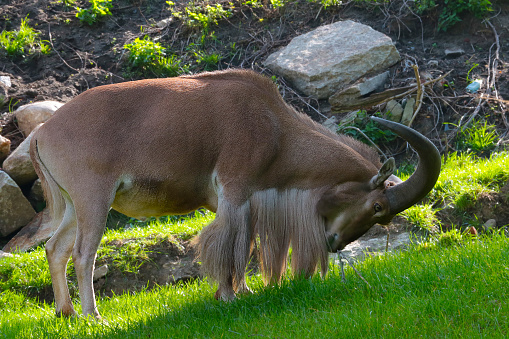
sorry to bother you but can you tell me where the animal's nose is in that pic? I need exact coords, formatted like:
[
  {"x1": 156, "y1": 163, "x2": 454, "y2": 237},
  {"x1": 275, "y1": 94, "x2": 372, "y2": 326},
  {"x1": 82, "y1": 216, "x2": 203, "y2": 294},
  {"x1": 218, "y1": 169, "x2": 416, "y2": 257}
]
[{"x1": 327, "y1": 233, "x2": 344, "y2": 252}]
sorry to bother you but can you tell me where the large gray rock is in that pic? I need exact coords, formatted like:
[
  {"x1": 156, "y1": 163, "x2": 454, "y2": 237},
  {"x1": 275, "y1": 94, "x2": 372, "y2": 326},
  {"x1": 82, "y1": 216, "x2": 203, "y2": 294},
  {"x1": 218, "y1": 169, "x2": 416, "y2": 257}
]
[
  {"x1": 264, "y1": 20, "x2": 400, "y2": 99},
  {"x1": 2, "y1": 125, "x2": 41, "y2": 186},
  {"x1": 0, "y1": 170, "x2": 36, "y2": 237},
  {"x1": 14, "y1": 101, "x2": 63, "y2": 137}
]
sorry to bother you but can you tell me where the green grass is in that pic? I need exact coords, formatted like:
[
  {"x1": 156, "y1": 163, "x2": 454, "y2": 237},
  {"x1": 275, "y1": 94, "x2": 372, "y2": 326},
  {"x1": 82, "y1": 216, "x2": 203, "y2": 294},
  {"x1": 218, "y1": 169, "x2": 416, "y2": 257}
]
[
  {"x1": 0, "y1": 16, "x2": 50, "y2": 58},
  {"x1": 1, "y1": 232, "x2": 508, "y2": 337},
  {"x1": 399, "y1": 151, "x2": 509, "y2": 231}
]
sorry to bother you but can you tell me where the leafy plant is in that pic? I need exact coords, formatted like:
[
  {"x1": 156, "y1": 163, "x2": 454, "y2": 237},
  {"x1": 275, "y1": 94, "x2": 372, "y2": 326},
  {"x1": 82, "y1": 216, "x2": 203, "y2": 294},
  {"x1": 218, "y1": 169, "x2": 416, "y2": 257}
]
[
  {"x1": 123, "y1": 36, "x2": 189, "y2": 77},
  {"x1": 76, "y1": 0, "x2": 113, "y2": 25},
  {"x1": 456, "y1": 120, "x2": 498, "y2": 155},
  {"x1": 339, "y1": 111, "x2": 397, "y2": 144},
  {"x1": 0, "y1": 16, "x2": 50, "y2": 58},
  {"x1": 168, "y1": 1, "x2": 232, "y2": 43}
]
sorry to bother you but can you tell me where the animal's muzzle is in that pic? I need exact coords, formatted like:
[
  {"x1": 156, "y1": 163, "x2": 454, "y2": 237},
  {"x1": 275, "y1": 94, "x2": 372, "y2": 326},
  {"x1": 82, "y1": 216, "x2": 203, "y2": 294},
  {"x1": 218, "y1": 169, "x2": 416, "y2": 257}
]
[{"x1": 326, "y1": 233, "x2": 345, "y2": 253}]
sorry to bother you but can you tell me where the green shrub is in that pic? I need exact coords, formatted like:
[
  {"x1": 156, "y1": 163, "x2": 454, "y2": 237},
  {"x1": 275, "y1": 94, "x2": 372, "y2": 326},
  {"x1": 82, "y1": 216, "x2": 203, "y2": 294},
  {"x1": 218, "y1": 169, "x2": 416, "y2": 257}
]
[
  {"x1": 76, "y1": 0, "x2": 113, "y2": 25},
  {"x1": 123, "y1": 36, "x2": 189, "y2": 77},
  {"x1": 0, "y1": 17, "x2": 50, "y2": 58}
]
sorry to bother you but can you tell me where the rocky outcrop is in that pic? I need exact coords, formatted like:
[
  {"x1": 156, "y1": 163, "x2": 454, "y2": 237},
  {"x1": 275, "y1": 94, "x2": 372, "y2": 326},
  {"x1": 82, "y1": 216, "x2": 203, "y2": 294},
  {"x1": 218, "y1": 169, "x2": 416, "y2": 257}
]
[
  {"x1": 0, "y1": 170, "x2": 36, "y2": 237},
  {"x1": 264, "y1": 20, "x2": 400, "y2": 99}
]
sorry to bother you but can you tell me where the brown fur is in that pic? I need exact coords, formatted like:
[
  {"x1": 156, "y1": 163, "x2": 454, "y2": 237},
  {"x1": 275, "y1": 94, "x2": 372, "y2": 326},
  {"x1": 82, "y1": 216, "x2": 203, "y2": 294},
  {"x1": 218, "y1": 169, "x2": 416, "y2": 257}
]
[{"x1": 30, "y1": 68, "x2": 439, "y2": 319}]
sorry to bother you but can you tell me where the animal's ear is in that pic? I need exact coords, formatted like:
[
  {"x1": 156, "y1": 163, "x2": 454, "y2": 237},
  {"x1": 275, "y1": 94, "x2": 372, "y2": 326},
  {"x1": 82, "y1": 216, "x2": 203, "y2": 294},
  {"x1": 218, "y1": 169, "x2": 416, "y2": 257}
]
[
  {"x1": 317, "y1": 189, "x2": 340, "y2": 219},
  {"x1": 317, "y1": 186, "x2": 350, "y2": 218},
  {"x1": 370, "y1": 157, "x2": 395, "y2": 189}
]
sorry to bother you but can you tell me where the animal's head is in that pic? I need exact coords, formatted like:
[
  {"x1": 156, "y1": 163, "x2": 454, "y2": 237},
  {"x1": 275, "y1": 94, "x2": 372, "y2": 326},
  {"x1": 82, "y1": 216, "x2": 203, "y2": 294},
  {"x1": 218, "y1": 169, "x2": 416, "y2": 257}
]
[{"x1": 318, "y1": 117, "x2": 441, "y2": 252}]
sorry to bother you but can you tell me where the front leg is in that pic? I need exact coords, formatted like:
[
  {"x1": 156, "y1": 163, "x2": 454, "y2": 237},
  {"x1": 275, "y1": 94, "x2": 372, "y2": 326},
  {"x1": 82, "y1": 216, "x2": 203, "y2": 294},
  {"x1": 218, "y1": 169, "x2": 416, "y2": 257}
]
[{"x1": 214, "y1": 275, "x2": 236, "y2": 301}]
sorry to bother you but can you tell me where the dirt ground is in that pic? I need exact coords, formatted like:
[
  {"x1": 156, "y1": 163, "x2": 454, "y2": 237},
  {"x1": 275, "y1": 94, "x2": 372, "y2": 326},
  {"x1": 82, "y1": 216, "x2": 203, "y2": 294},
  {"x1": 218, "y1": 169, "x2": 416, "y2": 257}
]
[{"x1": 1, "y1": 0, "x2": 509, "y2": 300}]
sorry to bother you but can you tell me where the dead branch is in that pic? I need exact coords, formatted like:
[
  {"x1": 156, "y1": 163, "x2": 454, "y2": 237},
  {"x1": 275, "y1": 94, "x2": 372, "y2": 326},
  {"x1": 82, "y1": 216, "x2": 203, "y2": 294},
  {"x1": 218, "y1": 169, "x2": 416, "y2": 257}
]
[
  {"x1": 407, "y1": 64, "x2": 423, "y2": 127},
  {"x1": 330, "y1": 70, "x2": 451, "y2": 114}
]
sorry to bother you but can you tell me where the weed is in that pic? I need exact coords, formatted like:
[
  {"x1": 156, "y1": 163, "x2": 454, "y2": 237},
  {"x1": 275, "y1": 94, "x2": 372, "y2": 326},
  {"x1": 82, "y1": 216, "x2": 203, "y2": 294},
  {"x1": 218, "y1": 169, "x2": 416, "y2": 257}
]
[
  {"x1": 123, "y1": 36, "x2": 189, "y2": 77},
  {"x1": 0, "y1": 16, "x2": 50, "y2": 58},
  {"x1": 456, "y1": 120, "x2": 498, "y2": 155},
  {"x1": 466, "y1": 62, "x2": 479, "y2": 83},
  {"x1": 76, "y1": 0, "x2": 113, "y2": 25},
  {"x1": 168, "y1": 0, "x2": 232, "y2": 43}
]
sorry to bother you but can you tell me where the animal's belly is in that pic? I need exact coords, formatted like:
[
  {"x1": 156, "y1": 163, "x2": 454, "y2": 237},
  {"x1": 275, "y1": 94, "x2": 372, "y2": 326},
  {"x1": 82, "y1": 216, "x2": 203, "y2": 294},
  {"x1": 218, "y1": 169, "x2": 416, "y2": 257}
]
[{"x1": 111, "y1": 179, "x2": 217, "y2": 219}]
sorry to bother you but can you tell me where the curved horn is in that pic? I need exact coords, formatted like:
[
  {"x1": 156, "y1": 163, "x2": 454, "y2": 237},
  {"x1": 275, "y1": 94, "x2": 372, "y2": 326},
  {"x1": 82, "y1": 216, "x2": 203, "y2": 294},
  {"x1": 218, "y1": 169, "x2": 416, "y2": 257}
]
[{"x1": 371, "y1": 117, "x2": 441, "y2": 214}]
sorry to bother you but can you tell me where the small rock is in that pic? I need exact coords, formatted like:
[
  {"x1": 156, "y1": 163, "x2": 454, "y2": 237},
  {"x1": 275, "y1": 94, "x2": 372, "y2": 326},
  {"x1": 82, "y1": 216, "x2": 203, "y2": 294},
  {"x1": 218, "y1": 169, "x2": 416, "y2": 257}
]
[
  {"x1": 444, "y1": 47, "x2": 465, "y2": 58},
  {"x1": 329, "y1": 72, "x2": 389, "y2": 112},
  {"x1": 384, "y1": 100, "x2": 404, "y2": 122},
  {"x1": 427, "y1": 60, "x2": 439, "y2": 67},
  {"x1": 0, "y1": 76, "x2": 12, "y2": 88},
  {"x1": 0, "y1": 250, "x2": 14, "y2": 259},
  {"x1": 156, "y1": 17, "x2": 173, "y2": 28},
  {"x1": 483, "y1": 219, "x2": 496, "y2": 232},
  {"x1": 93, "y1": 265, "x2": 109, "y2": 281},
  {"x1": 400, "y1": 97, "x2": 416, "y2": 126},
  {"x1": 0, "y1": 135, "x2": 10, "y2": 163},
  {"x1": 359, "y1": 72, "x2": 389, "y2": 94}
]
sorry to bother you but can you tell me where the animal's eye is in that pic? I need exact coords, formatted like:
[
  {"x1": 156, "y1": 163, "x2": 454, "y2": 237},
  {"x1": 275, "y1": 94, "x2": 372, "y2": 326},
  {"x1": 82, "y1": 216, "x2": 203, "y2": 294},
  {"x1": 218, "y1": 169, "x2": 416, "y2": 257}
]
[{"x1": 374, "y1": 203, "x2": 382, "y2": 213}]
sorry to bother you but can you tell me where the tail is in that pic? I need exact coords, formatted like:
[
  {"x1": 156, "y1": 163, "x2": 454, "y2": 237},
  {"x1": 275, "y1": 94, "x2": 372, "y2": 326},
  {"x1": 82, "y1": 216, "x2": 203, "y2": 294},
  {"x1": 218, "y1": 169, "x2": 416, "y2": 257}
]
[{"x1": 29, "y1": 128, "x2": 66, "y2": 226}]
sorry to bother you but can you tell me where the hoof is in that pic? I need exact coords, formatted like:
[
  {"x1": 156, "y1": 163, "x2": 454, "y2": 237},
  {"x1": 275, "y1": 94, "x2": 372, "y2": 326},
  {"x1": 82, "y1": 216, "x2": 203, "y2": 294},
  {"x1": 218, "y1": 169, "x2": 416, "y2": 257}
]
[
  {"x1": 214, "y1": 288, "x2": 236, "y2": 302},
  {"x1": 56, "y1": 307, "x2": 77, "y2": 318},
  {"x1": 236, "y1": 285, "x2": 253, "y2": 295}
]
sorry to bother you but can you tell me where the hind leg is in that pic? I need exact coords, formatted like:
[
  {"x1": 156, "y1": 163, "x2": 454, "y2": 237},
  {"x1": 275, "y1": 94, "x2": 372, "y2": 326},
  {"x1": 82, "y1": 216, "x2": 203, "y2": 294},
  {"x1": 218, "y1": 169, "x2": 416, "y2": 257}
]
[
  {"x1": 45, "y1": 196, "x2": 77, "y2": 317},
  {"x1": 71, "y1": 192, "x2": 112, "y2": 320}
]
